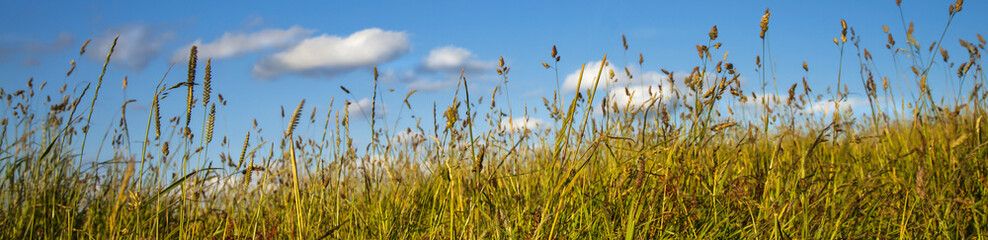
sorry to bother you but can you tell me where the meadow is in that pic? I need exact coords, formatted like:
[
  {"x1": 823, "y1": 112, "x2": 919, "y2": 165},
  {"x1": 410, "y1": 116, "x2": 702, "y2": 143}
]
[{"x1": 1, "y1": 1, "x2": 986, "y2": 239}]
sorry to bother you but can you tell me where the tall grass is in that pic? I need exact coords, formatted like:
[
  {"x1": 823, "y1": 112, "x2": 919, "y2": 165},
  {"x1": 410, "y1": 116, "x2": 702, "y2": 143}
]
[{"x1": 1, "y1": 1, "x2": 986, "y2": 239}]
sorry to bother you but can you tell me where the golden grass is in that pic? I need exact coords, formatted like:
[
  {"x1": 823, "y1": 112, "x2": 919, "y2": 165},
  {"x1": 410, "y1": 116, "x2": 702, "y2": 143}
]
[{"x1": 0, "y1": 2, "x2": 986, "y2": 239}]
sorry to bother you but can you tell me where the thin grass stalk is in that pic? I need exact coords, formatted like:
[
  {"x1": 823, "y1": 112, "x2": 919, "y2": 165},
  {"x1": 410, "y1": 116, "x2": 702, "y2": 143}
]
[{"x1": 79, "y1": 35, "x2": 118, "y2": 165}]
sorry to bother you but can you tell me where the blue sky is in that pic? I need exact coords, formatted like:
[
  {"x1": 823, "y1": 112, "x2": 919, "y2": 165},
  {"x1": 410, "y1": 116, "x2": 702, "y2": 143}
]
[{"x1": 1, "y1": 1, "x2": 985, "y2": 159}]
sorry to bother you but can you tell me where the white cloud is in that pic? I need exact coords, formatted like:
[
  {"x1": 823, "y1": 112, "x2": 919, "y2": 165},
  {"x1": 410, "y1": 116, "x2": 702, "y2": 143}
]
[
  {"x1": 563, "y1": 61, "x2": 617, "y2": 92},
  {"x1": 253, "y1": 28, "x2": 410, "y2": 79},
  {"x1": 171, "y1": 26, "x2": 314, "y2": 61},
  {"x1": 562, "y1": 61, "x2": 670, "y2": 93},
  {"x1": 420, "y1": 45, "x2": 493, "y2": 72},
  {"x1": 560, "y1": 61, "x2": 683, "y2": 113},
  {"x1": 562, "y1": 61, "x2": 724, "y2": 96},
  {"x1": 89, "y1": 23, "x2": 174, "y2": 71},
  {"x1": 606, "y1": 85, "x2": 672, "y2": 111},
  {"x1": 499, "y1": 117, "x2": 551, "y2": 133},
  {"x1": 802, "y1": 97, "x2": 868, "y2": 115},
  {"x1": 346, "y1": 97, "x2": 388, "y2": 120},
  {"x1": 378, "y1": 68, "x2": 417, "y2": 83},
  {"x1": 406, "y1": 79, "x2": 451, "y2": 92},
  {"x1": 391, "y1": 46, "x2": 496, "y2": 92}
]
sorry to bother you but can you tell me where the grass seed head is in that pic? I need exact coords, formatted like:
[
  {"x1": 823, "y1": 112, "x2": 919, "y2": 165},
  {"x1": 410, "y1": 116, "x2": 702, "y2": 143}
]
[
  {"x1": 760, "y1": 8, "x2": 771, "y2": 39},
  {"x1": 79, "y1": 39, "x2": 91, "y2": 55},
  {"x1": 66, "y1": 60, "x2": 76, "y2": 77},
  {"x1": 622, "y1": 34, "x2": 628, "y2": 50},
  {"x1": 206, "y1": 103, "x2": 215, "y2": 143},
  {"x1": 203, "y1": 58, "x2": 211, "y2": 107},
  {"x1": 285, "y1": 99, "x2": 305, "y2": 138}
]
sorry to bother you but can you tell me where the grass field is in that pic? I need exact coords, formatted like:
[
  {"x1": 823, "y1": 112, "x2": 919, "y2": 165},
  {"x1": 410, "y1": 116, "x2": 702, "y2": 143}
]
[{"x1": 1, "y1": 1, "x2": 986, "y2": 239}]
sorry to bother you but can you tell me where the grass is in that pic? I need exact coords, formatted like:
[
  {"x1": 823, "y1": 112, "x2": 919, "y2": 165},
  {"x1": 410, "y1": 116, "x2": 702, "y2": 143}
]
[{"x1": 1, "y1": 1, "x2": 986, "y2": 239}]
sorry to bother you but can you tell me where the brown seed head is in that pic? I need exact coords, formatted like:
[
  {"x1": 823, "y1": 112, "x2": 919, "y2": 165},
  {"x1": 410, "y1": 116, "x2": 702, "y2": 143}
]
[
  {"x1": 551, "y1": 45, "x2": 557, "y2": 58},
  {"x1": 542, "y1": 62, "x2": 550, "y2": 69},
  {"x1": 709, "y1": 25, "x2": 718, "y2": 40},
  {"x1": 760, "y1": 8, "x2": 771, "y2": 39},
  {"x1": 67, "y1": 60, "x2": 76, "y2": 77},
  {"x1": 153, "y1": 94, "x2": 161, "y2": 138},
  {"x1": 622, "y1": 35, "x2": 628, "y2": 50},
  {"x1": 206, "y1": 103, "x2": 215, "y2": 143},
  {"x1": 940, "y1": 47, "x2": 949, "y2": 62},
  {"x1": 162, "y1": 141, "x2": 170, "y2": 157},
  {"x1": 803, "y1": 62, "x2": 808, "y2": 72},
  {"x1": 187, "y1": 46, "x2": 197, "y2": 83},
  {"x1": 80, "y1": 39, "x2": 91, "y2": 55},
  {"x1": 285, "y1": 99, "x2": 305, "y2": 138},
  {"x1": 203, "y1": 58, "x2": 211, "y2": 106}
]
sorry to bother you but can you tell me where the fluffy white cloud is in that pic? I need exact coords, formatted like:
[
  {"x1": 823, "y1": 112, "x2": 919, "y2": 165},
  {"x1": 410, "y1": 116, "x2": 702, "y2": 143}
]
[
  {"x1": 606, "y1": 85, "x2": 672, "y2": 111},
  {"x1": 420, "y1": 46, "x2": 493, "y2": 72},
  {"x1": 88, "y1": 24, "x2": 173, "y2": 71},
  {"x1": 499, "y1": 117, "x2": 551, "y2": 133},
  {"x1": 253, "y1": 28, "x2": 410, "y2": 79},
  {"x1": 171, "y1": 26, "x2": 314, "y2": 61},
  {"x1": 562, "y1": 61, "x2": 670, "y2": 93},
  {"x1": 563, "y1": 61, "x2": 616, "y2": 92},
  {"x1": 562, "y1": 61, "x2": 725, "y2": 95}
]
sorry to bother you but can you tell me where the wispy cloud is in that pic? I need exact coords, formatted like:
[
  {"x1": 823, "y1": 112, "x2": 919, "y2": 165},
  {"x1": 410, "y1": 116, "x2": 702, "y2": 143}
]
[
  {"x1": 171, "y1": 26, "x2": 314, "y2": 62},
  {"x1": 499, "y1": 117, "x2": 551, "y2": 133},
  {"x1": 802, "y1": 97, "x2": 869, "y2": 115},
  {"x1": 0, "y1": 32, "x2": 75, "y2": 66},
  {"x1": 345, "y1": 97, "x2": 388, "y2": 121},
  {"x1": 253, "y1": 28, "x2": 410, "y2": 79},
  {"x1": 395, "y1": 45, "x2": 496, "y2": 92},
  {"x1": 0, "y1": 32, "x2": 75, "y2": 56},
  {"x1": 88, "y1": 23, "x2": 174, "y2": 71},
  {"x1": 420, "y1": 45, "x2": 494, "y2": 72},
  {"x1": 406, "y1": 79, "x2": 453, "y2": 92}
]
